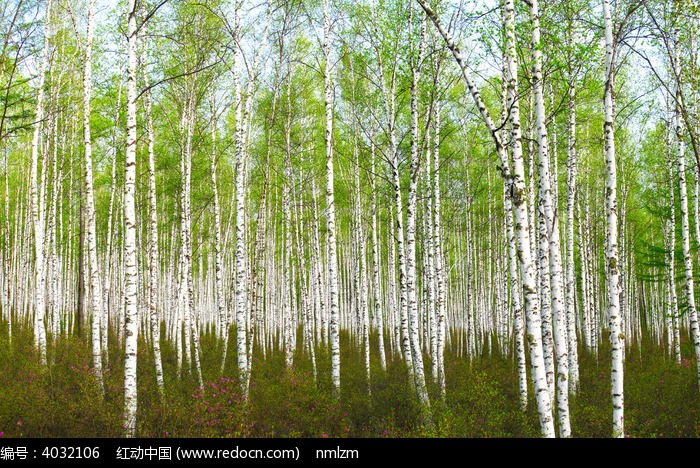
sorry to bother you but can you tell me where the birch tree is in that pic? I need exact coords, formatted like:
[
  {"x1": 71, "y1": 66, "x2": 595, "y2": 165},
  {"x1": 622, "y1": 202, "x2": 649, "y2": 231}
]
[
  {"x1": 602, "y1": 0, "x2": 624, "y2": 438},
  {"x1": 81, "y1": 0, "x2": 103, "y2": 394},
  {"x1": 530, "y1": 0, "x2": 570, "y2": 437},
  {"x1": 416, "y1": 0, "x2": 555, "y2": 437},
  {"x1": 141, "y1": 5, "x2": 164, "y2": 397},
  {"x1": 30, "y1": 0, "x2": 53, "y2": 367},
  {"x1": 671, "y1": 8, "x2": 700, "y2": 392},
  {"x1": 323, "y1": 0, "x2": 341, "y2": 398},
  {"x1": 231, "y1": 0, "x2": 249, "y2": 395},
  {"x1": 123, "y1": 0, "x2": 139, "y2": 438},
  {"x1": 406, "y1": 3, "x2": 430, "y2": 413}
]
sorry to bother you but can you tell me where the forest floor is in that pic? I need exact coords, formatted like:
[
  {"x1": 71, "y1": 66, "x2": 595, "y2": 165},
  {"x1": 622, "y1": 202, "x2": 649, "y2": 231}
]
[{"x1": 0, "y1": 324, "x2": 698, "y2": 438}]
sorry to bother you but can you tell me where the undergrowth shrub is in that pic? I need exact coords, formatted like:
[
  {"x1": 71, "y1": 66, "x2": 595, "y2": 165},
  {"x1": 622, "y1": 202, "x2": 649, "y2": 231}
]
[
  {"x1": 250, "y1": 366, "x2": 350, "y2": 437},
  {"x1": 0, "y1": 324, "x2": 698, "y2": 438}
]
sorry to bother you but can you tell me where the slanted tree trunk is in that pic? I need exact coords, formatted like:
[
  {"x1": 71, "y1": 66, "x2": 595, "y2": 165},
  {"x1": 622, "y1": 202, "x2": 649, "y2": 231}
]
[{"x1": 416, "y1": 0, "x2": 554, "y2": 437}]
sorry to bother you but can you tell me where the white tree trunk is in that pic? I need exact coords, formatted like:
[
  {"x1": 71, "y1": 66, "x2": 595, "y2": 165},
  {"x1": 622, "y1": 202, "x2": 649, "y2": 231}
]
[
  {"x1": 675, "y1": 93, "x2": 700, "y2": 392},
  {"x1": 3, "y1": 152, "x2": 10, "y2": 348},
  {"x1": 407, "y1": 7, "x2": 430, "y2": 412},
  {"x1": 30, "y1": 0, "x2": 53, "y2": 367},
  {"x1": 283, "y1": 68, "x2": 294, "y2": 369},
  {"x1": 103, "y1": 77, "x2": 122, "y2": 364},
  {"x1": 141, "y1": 27, "x2": 163, "y2": 396},
  {"x1": 352, "y1": 116, "x2": 371, "y2": 395},
  {"x1": 433, "y1": 102, "x2": 447, "y2": 399},
  {"x1": 425, "y1": 128, "x2": 437, "y2": 384},
  {"x1": 81, "y1": 0, "x2": 104, "y2": 393},
  {"x1": 323, "y1": 0, "x2": 341, "y2": 398},
  {"x1": 500, "y1": 57, "x2": 527, "y2": 409},
  {"x1": 530, "y1": 0, "x2": 570, "y2": 437},
  {"x1": 209, "y1": 95, "x2": 227, "y2": 379},
  {"x1": 417, "y1": 0, "x2": 554, "y2": 437},
  {"x1": 671, "y1": 8, "x2": 700, "y2": 393},
  {"x1": 123, "y1": 0, "x2": 139, "y2": 438},
  {"x1": 231, "y1": 1, "x2": 249, "y2": 396},
  {"x1": 603, "y1": 0, "x2": 624, "y2": 438},
  {"x1": 565, "y1": 76, "x2": 580, "y2": 392},
  {"x1": 370, "y1": 137, "x2": 387, "y2": 371}
]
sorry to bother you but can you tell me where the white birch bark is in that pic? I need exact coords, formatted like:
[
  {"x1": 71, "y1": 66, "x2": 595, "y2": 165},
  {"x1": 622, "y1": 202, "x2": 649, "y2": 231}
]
[
  {"x1": 30, "y1": 0, "x2": 53, "y2": 366},
  {"x1": 674, "y1": 86, "x2": 700, "y2": 393},
  {"x1": 500, "y1": 53, "x2": 527, "y2": 409},
  {"x1": 81, "y1": 0, "x2": 104, "y2": 393},
  {"x1": 416, "y1": 0, "x2": 554, "y2": 436},
  {"x1": 231, "y1": 0, "x2": 249, "y2": 396},
  {"x1": 504, "y1": 176, "x2": 528, "y2": 411},
  {"x1": 393, "y1": 120, "x2": 413, "y2": 380},
  {"x1": 352, "y1": 115, "x2": 371, "y2": 395},
  {"x1": 376, "y1": 41, "x2": 414, "y2": 379},
  {"x1": 3, "y1": 152, "x2": 10, "y2": 347},
  {"x1": 323, "y1": 0, "x2": 341, "y2": 398},
  {"x1": 406, "y1": 7, "x2": 430, "y2": 412},
  {"x1": 283, "y1": 66, "x2": 294, "y2": 369},
  {"x1": 565, "y1": 70, "x2": 580, "y2": 392},
  {"x1": 388, "y1": 204, "x2": 400, "y2": 359},
  {"x1": 250, "y1": 69, "x2": 277, "y2": 369},
  {"x1": 210, "y1": 96, "x2": 227, "y2": 376},
  {"x1": 47, "y1": 116, "x2": 58, "y2": 345},
  {"x1": 141, "y1": 21, "x2": 163, "y2": 396},
  {"x1": 530, "y1": 0, "x2": 570, "y2": 437},
  {"x1": 666, "y1": 126, "x2": 681, "y2": 363},
  {"x1": 103, "y1": 75, "x2": 122, "y2": 362},
  {"x1": 424, "y1": 127, "x2": 437, "y2": 384},
  {"x1": 370, "y1": 136, "x2": 387, "y2": 371},
  {"x1": 603, "y1": 0, "x2": 624, "y2": 438},
  {"x1": 671, "y1": 7, "x2": 700, "y2": 392},
  {"x1": 433, "y1": 101, "x2": 447, "y2": 399},
  {"x1": 123, "y1": 0, "x2": 139, "y2": 438}
]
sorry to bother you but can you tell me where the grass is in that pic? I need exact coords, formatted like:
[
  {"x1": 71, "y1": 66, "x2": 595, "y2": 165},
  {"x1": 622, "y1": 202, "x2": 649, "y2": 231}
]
[{"x1": 0, "y1": 322, "x2": 698, "y2": 438}]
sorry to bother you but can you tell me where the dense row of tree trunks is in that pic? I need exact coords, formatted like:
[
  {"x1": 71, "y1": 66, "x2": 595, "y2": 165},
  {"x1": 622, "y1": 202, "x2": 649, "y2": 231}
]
[{"x1": 2, "y1": 0, "x2": 697, "y2": 440}]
